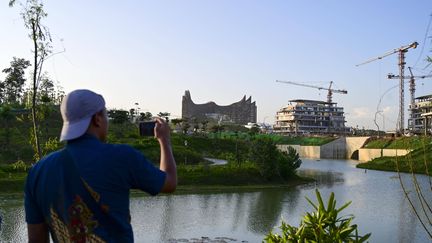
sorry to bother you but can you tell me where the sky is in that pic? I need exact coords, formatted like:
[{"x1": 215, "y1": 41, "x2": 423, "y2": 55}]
[{"x1": 1, "y1": 0, "x2": 432, "y2": 130}]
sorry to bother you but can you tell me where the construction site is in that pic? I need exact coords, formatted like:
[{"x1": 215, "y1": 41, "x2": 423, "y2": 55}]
[
  {"x1": 273, "y1": 81, "x2": 348, "y2": 135},
  {"x1": 273, "y1": 41, "x2": 432, "y2": 136}
]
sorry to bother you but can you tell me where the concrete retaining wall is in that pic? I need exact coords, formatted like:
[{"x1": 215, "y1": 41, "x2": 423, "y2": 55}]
[
  {"x1": 358, "y1": 148, "x2": 382, "y2": 162},
  {"x1": 358, "y1": 148, "x2": 411, "y2": 162},
  {"x1": 300, "y1": 146, "x2": 321, "y2": 159},
  {"x1": 321, "y1": 137, "x2": 346, "y2": 159},
  {"x1": 277, "y1": 137, "x2": 410, "y2": 161},
  {"x1": 276, "y1": 145, "x2": 320, "y2": 159},
  {"x1": 345, "y1": 137, "x2": 370, "y2": 159}
]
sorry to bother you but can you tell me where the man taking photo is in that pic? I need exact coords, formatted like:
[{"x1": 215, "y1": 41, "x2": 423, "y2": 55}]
[{"x1": 25, "y1": 89, "x2": 177, "y2": 242}]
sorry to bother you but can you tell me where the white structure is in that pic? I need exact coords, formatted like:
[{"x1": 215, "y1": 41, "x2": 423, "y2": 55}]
[
  {"x1": 273, "y1": 99, "x2": 347, "y2": 135},
  {"x1": 409, "y1": 94, "x2": 432, "y2": 135}
]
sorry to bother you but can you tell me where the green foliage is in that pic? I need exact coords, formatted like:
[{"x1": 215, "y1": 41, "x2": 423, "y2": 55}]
[
  {"x1": 42, "y1": 137, "x2": 62, "y2": 157},
  {"x1": 157, "y1": 112, "x2": 170, "y2": 123},
  {"x1": 273, "y1": 136, "x2": 336, "y2": 146},
  {"x1": 177, "y1": 163, "x2": 271, "y2": 186},
  {"x1": 363, "y1": 136, "x2": 432, "y2": 150},
  {"x1": 264, "y1": 189, "x2": 371, "y2": 243},
  {"x1": 249, "y1": 138, "x2": 279, "y2": 179},
  {"x1": 278, "y1": 147, "x2": 302, "y2": 179},
  {"x1": 248, "y1": 138, "x2": 301, "y2": 180},
  {"x1": 139, "y1": 111, "x2": 153, "y2": 121},
  {"x1": 357, "y1": 143, "x2": 432, "y2": 175},
  {"x1": 1, "y1": 160, "x2": 30, "y2": 173},
  {"x1": 172, "y1": 145, "x2": 203, "y2": 164},
  {"x1": 0, "y1": 57, "x2": 31, "y2": 105},
  {"x1": 108, "y1": 109, "x2": 130, "y2": 124},
  {"x1": 0, "y1": 105, "x2": 15, "y2": 147}
]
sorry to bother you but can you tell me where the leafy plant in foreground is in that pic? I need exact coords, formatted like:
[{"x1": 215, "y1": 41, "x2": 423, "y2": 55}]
[{"x1": 264, "y1": 189, "x2": 371, "y2": 243}]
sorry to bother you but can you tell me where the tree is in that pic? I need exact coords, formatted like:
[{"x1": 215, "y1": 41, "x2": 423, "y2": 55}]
[
  {"x1": 249, "y1": 138, "x2": 279, "y2": 179},
  {"x1": 129, "y1": 108, "x2": 135, "y2": 121},
  {"x1": 0, "y1": 105, "x2": 15, "y2": 147},
  {"x1": 201, "y1": 120, "x2": 209, "y2": 132},
  {"x1": 10, "y1": 0, "x2": 53, "y2": 160},
  {"x1": 181, "y1": 119, "x2": 190, "y2": 134},
  {"x1": 139, "y1": 111, "x2": 152, "y2": 121},
  {"x1": 0, "y1": 82, "x2": 5, "y2": 104},
  {"x1": 157, "y1": 112, "x2": 170, "y2": 122},
  {"x1": 249, "y1": 124, "x2": 260, "y2": 136},
  {"x1": 107, "y1": 109, "x2": 130, "y2": 124},
  {"x1": 0, "y1": 57, "x2": 31, "y2": 105},
  {"x1": 277, "y1": 146, "x2": 302, "y2": 179},
  {"x1": 38, "y1": 74, "x2": 55, "y2": 103},
  {"x1": 248, "y1": 138, "x2": 301, "y2": 180},
  {"x1": 171, "y1": 118, "x2": 182, "y2": 131}
]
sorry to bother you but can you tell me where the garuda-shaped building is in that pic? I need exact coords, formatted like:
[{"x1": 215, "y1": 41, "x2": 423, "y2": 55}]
[{"x1": 182, "y1": 90, "x2": 257, "y2": 125}]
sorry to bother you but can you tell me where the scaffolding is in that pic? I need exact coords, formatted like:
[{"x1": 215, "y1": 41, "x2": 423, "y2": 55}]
[{"x1": 273, "y1": 99, "x2": 347, "y2": 135}]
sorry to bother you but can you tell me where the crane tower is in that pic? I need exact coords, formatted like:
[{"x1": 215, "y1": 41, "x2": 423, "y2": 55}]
[
  {"x1": 356, "y1": 42, "x2": 418, "y2": 134},
  {"x1": 387, "y1": 67, "x2": 432, "y2": 132},
  {"x1": 275, "y1": 80, "x2": 347, "y2": 103}
]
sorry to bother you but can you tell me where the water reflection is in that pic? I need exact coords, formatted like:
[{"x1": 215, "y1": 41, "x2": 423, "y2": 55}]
[
  {"x1": 247, "y1": 188, "x2": 300, "y2": 234},
  {"x1": 297, "y1": 169, "x2": 344, "y2": 188},
  {"x1": 1, "y1": 159, "x2": 431, "y2": 242}
]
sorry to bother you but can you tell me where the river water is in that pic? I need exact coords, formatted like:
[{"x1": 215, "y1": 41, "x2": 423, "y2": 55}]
[{"x1": 1, "y1": 159, "x2": 431, "y2": 242}]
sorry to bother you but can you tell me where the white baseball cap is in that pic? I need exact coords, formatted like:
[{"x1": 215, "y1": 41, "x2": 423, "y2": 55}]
[{"x1": 60, "y1": 89, "x2": 106, "y2": 141}]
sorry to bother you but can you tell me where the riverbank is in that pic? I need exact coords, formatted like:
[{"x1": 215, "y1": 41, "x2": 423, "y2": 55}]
[
  {"x1": 0, "y1": 164, "x2": 312, "y2": 195},
  {"x1": 356, "y1": 143, "x2": 432, "y2": 175}
]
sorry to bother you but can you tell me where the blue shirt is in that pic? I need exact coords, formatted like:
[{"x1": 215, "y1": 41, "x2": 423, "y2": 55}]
[{"x1": 24, "y1": 134, "x2": 166, "y2": 242}]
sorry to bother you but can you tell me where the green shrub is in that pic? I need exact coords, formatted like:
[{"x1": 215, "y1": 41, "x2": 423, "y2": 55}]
[
  {"x1": 249, "y1": 138, "x2": 301, "y2": 180},
  {"x1": 264, "y1": 189, "x2": 371, "y2": 242},
  {"x1": 172, "y1": 145, "x2": 203, "y2": 164},
  {"x1": 277, "y1": 146, "x2": 302, "y2": 179},
  {"x1": 42, "y1": 137, "x2": 62, "y2": 157},
  {"x1": 1, "y1": 160, "x2": 30, "y2": 173}
]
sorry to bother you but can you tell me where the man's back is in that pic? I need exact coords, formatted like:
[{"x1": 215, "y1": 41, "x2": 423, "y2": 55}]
[
  {"x1": 25, "y1": 134, "x2": 166, "y2": 242},
  {"x1": 25, "y1": 89, "x2": 176, "y2": 242}
]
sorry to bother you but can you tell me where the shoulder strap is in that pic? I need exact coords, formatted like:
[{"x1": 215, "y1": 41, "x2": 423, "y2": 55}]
[{"x1": 58, "y1": 148, "x2": 123, "y2": 239}]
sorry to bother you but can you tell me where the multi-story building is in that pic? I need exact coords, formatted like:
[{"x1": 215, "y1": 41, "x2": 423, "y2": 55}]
[
  {"x1": 408, "y1": 94, "x2": 432, "y2": 135},
  {"x1": 273, "y1": 99, "x2": 346, "y2": 135}
]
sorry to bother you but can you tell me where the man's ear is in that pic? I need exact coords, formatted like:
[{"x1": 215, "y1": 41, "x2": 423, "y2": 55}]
[{"x1": 91, "y1": 113, "x2": 102, "y2": 127}]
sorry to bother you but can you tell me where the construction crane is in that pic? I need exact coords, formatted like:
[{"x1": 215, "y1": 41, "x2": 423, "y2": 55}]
[
  {"x1": 276, "y1": 80, "x2": 347, "y2": 103},
  {"x1": 387, "y1": 67, "x2": 432, "y2": 131},
  {"x1": 356, "y1": 41, "x2": 418, "y2": 134}
]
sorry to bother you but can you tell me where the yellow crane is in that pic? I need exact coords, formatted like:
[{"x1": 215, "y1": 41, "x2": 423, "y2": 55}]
[{"x1": 275, "y1": 80, "x2": 347, "y2": 103}]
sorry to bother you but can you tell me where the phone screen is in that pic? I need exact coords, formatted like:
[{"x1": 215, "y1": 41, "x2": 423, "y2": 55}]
[{"x1": 139, "y1": 121, "x2": 156, "y2": 136}]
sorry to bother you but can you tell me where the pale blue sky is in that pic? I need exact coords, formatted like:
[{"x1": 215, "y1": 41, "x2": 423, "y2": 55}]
[{"x1": 1, "y1": 0, "x2": 432, "y2": 130}]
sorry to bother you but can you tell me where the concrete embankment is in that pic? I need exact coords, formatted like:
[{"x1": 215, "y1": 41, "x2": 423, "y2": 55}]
[
  {"x1": 357, "y1": 148, "x2": 411, "y2": 162},
  {"x1": 277, "y1": 136, "x2": 413, "y2": 161},
  {"x1": 277, "y1": 137, "x2": 377, "y2": 160}
]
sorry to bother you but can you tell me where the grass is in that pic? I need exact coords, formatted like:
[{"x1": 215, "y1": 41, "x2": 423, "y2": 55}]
[
  {"x1": 272, "y1": 136, "x2": 336, "y2": 146},
  {"x1": 0, "y1": 165, "x2": 27, "y2": 193},
  {"x1": 363, "y1": 136, "x2": 432, "y2": 149},
  {"x1": 0, "y1": 110, "x2": 317, "y2": 195},
  {"x1": 357, "y1": 143, "x2": 432, "y2": 175},
  {"x1": 207, "y1": 132, "x2": 336, "y2": 146},
  {"x1": 0, "y1": 163, "x2": 311, "y2": 195},
  {"x1": 178, "y1": 163, "x2": 301, "y2": 186}
]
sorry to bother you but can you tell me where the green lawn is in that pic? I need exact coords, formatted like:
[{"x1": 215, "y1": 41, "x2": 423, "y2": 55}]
[
  {"x1": 363, "y1": 136, "x2": 432, "y2": 149},
  {"x1": 357, "y1": 144, "x2": 432, "y2": 175},
  {"x1": 0, "y1": 163, "x2": 311, "y2": 195}
]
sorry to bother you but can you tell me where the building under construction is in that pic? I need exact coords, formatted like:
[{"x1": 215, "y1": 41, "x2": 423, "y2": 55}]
[
  {"x1": 273, "y1": 99, "x2": 347, "y2": 135},
  {"x1": 408, "y1": 94, "x2": 432, "y2": 135}
]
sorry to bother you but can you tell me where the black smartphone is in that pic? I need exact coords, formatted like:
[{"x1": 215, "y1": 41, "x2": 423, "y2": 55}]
[{"x1": 139, "y1": 121, "x2": 156, "y2": 136}]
